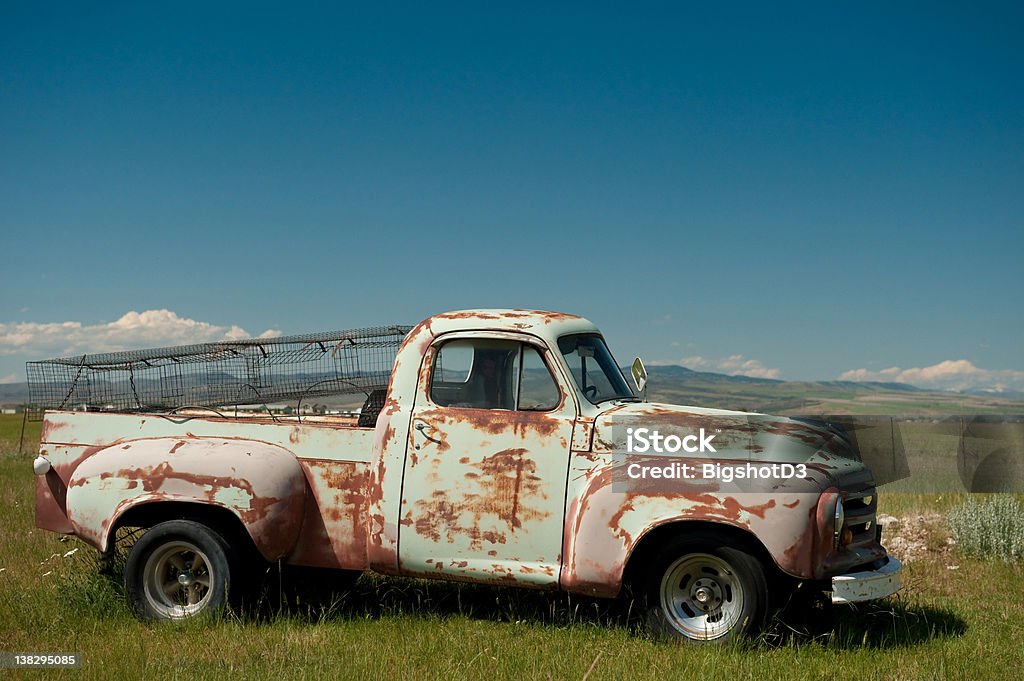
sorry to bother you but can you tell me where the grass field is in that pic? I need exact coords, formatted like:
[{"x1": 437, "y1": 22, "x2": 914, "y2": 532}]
[{"x1": 2, "y1": 414, "x2": 1022, "y2": 680}]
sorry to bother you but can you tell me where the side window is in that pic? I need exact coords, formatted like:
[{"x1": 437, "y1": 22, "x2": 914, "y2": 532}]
[
  {"x1": 431, "y1": 339, "x2": 519, "y2": 410},
  {"x1": 518, "y1": 346, "x2": 561, "y2": 411},
  {"x1": 430, "y1": 340, "x2": 561, "y2": 412}
]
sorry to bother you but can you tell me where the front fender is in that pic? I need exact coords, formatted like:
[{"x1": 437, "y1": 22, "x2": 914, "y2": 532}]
[
  {"x1": 560, "y1": 464, "x2": 828, "y2": 597},
  {"x1": 563, "y1": 497, "x2": 823, "y2": 597},
  {"x1": 66, "y1": 437, "x2": 306, "y2": 560}
]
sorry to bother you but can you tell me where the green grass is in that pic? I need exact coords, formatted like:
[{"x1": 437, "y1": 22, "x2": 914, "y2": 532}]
[
  {"x1": 0, "y1": 413, "x2": 39, "y2": 456},
  {"x1": 2, "y1": 415, "x2": 1023, "y2": 679}
]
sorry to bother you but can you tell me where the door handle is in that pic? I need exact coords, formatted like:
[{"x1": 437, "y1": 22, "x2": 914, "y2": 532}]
[{"x1": 413, "y1": 420, "x2": 444, "y2": 448}]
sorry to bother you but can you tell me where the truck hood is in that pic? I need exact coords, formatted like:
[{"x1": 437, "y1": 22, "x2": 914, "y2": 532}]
[{"x1": 593, "y1": 402, "x2": 873, "y2": 490}]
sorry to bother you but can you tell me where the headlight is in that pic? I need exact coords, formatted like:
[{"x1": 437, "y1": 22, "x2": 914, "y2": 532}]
[{"x1": 833, "y1": 498, "x2": 845, "y2": 549}]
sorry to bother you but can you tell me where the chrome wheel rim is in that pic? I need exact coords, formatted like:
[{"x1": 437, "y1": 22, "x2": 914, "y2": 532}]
[
  {"x1": 143, "y1": 540, "x2": 214, "y2": 619},
  {"x1": 659, "y1": 553, "x2": 744, "y2": 640}
]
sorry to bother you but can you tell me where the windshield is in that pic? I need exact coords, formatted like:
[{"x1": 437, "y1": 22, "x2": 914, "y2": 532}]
[{"x1": 557, "y1": 333, "x2": 637, "y2": 405}]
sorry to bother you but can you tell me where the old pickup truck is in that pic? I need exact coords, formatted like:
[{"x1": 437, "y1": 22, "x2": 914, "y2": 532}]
[{"x1": 29, "y1": 309, "x2": 901, "y2": 642}]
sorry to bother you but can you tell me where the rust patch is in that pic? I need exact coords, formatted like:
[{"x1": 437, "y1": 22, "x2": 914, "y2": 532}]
[
  {"x1": 380, "y1": 396, "x2": 401, "y2": 418},
  {"x1": 781, "y1": 499, "x2": 821, "y2": 576},
  {"x1": 289, "y1": 461, "x2": 369, "y2": 570},
  {"x1": 40, "y1": 417, "x2": 70, "y2": 444},
  {"x1": 35, "y1": 472, "x2": 73, "y2": 534},
  {"x1": 419, "y1": 408, "x2": 562, "y2": 438},
  {"x1": 435, "y1": 309, "x2": 582, "y2": 325},
  {"x1": 406, "y1": 448, "x2": 547, "y2": 550},
  {"x1": 109, "y1": 461, "x2": 255, "y2": 498},
  {"x1": 607, "y1": 499, "x2": 636, "y2": 545}
]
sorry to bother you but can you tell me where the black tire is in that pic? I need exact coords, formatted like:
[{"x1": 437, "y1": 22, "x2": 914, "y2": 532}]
[
  {"x1": 644, "y1": 534, "x2": 767, "y2": 643},
  {"x1": 124, "y1": 520, "x2": 234, "y2": 621}
]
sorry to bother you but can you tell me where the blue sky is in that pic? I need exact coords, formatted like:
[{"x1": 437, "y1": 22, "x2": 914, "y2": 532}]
[{"x1": 1, "y1": 2, "x2": 1022, "y2": 391}]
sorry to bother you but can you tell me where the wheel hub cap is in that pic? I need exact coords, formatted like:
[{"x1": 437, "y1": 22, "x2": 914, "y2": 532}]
[
  {"x1": 691, "y1": 578, "x2": 723, "y2": 610},
  {"x1": 142, "y1": 540, "x2": 215, "y2": 619},
  {"x1": 659, "y1": 553, "x2": 745, "y2": 640}
]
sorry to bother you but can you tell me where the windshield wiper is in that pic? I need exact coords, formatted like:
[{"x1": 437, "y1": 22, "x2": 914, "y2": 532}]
[{"x1": 596, "y1": 395, "x2": 639, "y2": 404}]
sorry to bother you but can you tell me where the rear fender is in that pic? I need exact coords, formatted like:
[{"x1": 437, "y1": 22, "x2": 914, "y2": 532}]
[{"x1": 66, "y1": 437, "x2": 306, "y2": 560}]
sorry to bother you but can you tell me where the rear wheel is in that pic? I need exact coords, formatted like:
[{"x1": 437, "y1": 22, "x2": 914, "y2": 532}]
[
  {"x1": 644, "y1": 535, "x2": 767, "y2": 643},
  {"x1": 125, "y1": 520, "x2": 233, "y2": 621}
]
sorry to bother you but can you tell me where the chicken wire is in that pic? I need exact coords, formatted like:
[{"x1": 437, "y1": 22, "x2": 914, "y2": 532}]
[{"x1": 26, "y1": 325, "x2": 412, "y2": 418}]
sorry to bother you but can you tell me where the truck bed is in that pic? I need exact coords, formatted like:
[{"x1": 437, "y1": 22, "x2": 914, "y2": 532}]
[{"x1": 38, "y1": 410, "x2": 377, "y2": 570}]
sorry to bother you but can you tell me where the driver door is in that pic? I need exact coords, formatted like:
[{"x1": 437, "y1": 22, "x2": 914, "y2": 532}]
[{"x1": 398, "y1": 333, "x2": 575, "y2": 586}]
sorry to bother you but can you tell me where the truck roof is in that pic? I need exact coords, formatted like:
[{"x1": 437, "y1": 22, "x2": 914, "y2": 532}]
[{"x1": 420, "y1": 309, "x2": 600, "y2": 340}]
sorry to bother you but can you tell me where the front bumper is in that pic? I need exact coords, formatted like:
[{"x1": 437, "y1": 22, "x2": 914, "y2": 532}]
[{"x1": 830, "y1": 557, "x2": 903, "y2": 604}]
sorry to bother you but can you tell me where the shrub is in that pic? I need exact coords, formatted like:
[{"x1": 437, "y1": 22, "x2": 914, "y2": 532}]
[{"x1": 946, "y1": 496, "x2": 1024, "y2": 562}]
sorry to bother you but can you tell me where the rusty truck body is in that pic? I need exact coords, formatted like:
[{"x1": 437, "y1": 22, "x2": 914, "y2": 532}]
[{"x1": 31, "y1": 309, "x2": 901, "y2": 641}]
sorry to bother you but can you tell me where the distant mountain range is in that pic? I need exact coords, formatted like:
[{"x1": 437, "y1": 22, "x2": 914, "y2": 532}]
[
  {"x1": 648, "y1": 364, "x2": 924, "y2": 391},
  {"x1": 0, "y1": 384, "x2": 28, "y2": 403},
  {"x1": 960, "y1": 386, "x2": 1024, "y2": 400},
  {"x1": 641, "y1": 365, "x2": 1024, "y2": 416}
]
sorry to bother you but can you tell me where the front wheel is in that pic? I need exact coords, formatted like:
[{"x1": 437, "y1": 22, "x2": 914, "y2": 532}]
[
  {"x1": 644, "y1": 536, "x2": 767, "y2": 643},
  {"x1": 124, "y1": 520, "x2": 233, "y2": 621}
]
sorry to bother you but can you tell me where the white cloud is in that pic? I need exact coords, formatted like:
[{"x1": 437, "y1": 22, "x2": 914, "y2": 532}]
[
  {"x1": 838, "y1": 359, "x2": 1024, "y2": 391},
  {"x1": 0, "y1": 372, "x2": 18, "y2": 384},
  {"x1": 656, "y1": 353, "x2": 781, "y2": 379},
  {"x1": 715, "y1": 355, "x2": 781, "y2": 379},
  {"x1": 837, "y1": 367, "x2": 901, "y2": 381},
  {"x1": 0, "y1": 310, "x2": 282, "y2": 358}
]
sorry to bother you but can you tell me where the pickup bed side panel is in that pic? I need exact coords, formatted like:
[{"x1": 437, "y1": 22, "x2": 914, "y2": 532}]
[
  {"x1": 286, "y1": 459, "x2": 370, "y2": 569},
  {"x1": 66, "y1": 437, "x2": 306, "y2": 560}
]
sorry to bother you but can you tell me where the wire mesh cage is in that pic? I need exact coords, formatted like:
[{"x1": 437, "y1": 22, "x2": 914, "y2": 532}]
[{"x1": 26, "y1": 325, "x2": 413, "y2": 419}]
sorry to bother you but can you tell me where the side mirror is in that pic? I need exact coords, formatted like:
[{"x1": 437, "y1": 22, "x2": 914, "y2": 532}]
[{"x1": 631, "y1": 357, "x2": 648, "y2": 401}]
